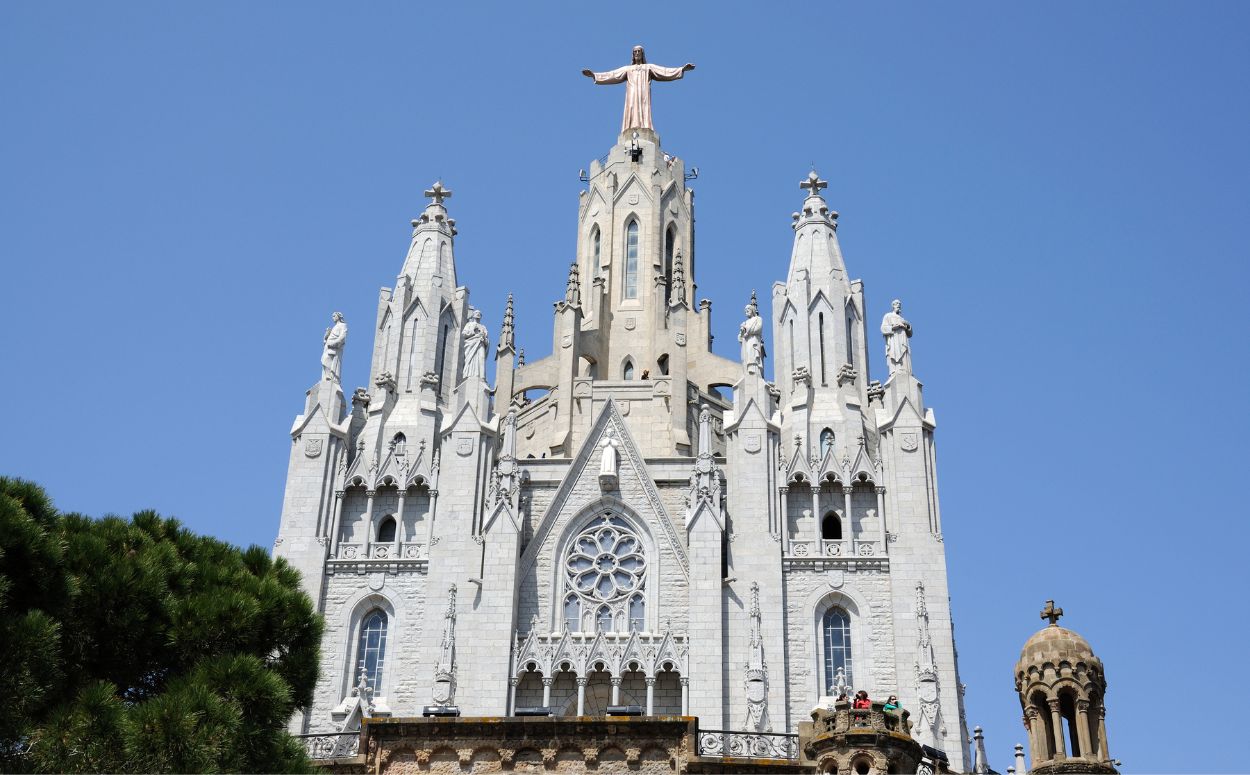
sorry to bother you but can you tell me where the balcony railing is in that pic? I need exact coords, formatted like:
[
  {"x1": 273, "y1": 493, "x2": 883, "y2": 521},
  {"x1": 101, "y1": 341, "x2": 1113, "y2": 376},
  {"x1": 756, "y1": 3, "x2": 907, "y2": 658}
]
[
  {"x1": 787, "y1": 539, "x2": 882, "y2": 559},
  {"x1": 814, "y1": 701, "x2": 913, "y2": 737},
  {"x1": 333, "y1": 541, "x2": 424, "y2": 561},
  {"x1": 296, "y1": 732, "x2": 360, "y2": 760},
  {"x1": 696, "y1": 729, "x2": 799, "y2": 760}
]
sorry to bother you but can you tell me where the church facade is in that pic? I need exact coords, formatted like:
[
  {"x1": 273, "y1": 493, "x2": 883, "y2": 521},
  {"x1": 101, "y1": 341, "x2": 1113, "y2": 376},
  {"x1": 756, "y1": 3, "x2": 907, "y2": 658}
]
[{"x1": 273, "y1": 62, "x2": 973, "y2": 771}]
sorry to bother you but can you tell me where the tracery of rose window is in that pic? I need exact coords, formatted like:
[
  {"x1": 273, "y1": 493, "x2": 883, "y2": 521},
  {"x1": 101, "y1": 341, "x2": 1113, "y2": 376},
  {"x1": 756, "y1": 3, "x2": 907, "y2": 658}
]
[{"x1": 563, "y1": 514, "x2": 646, "y2": 632}]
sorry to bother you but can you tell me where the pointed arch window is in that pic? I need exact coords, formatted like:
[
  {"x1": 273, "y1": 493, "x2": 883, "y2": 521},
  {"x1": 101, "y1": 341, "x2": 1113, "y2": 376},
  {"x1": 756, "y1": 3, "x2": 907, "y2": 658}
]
[
  {"x1": 846, "y1": 309, "x2": 856, "y2": 366},
  {"x1": 355, "y1": 610, "x2": 389, "y2": 695},
  {"x1": 657, "y1": 354, "x2": 669, "y2": 376},
  {"x1": 564, "y1": 594, "x2": 581, "y2": 632},
  {"x1": 624, "y1": 220, "x2": 640, "y2": 299},
  {"x1": 629, "y1": 594, "x2": 645, "y2": 632},
  {"x1": 664, "y1": 224, "x2": 676, "y2": 296},
  {"x1": 596, "y1": 605, "x2": 614, "y2": 633},
  {"x1": 820, "y1": 429, "x2": 835, "y2": 460},
  {"x1": 819, "y1": 312, "x2": 828, "y2": 385},
  {"x1": 376, "y1": 516, "x2": 396, "y2": 543},
  {"x1": 821, "y1": 511, "x2": 842, "y2": 540},
  {"x1": 822, "y1": 608, "x2": 853, "y2": 694},
  {"x1": 392, "y1": 432, "x2": 407, "y2": 456},
  {"x1": 591, "y1": 225, "x2": 602, "y2": 283},
  {"x1": 788, "y1": 319, "x2": 796, "y2": 369},
  {"x1": 622, "y1": 359, "x2": 635, "y2": 380}
]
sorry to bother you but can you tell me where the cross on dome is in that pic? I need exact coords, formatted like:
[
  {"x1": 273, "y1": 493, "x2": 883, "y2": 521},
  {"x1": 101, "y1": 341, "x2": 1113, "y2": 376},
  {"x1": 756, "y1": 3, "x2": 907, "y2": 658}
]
[
  {"x1": 800, "y1": 170, "x2": 827, "y2": 197},
  {"x1": 424, "y1": 180, "x2": 453, "y2": 206},
  {"x1": 1040, "y1": 599, "x2": 1064, "y2": 625}
]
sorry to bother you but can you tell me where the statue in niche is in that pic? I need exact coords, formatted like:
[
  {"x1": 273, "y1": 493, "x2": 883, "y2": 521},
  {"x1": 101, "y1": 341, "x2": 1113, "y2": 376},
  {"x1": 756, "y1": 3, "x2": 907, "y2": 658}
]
[
  {"x1": 880, "y1": 299, "x2": 913, "y2": 376},
  {"x1": 599, "y1": 427, "x2": 620, "y2": 490},
  {"x1": 738, "y1": 292, "x2": 765, "y2": 375},
  {"x1": 321, "y1": 312, "x2": 348, "y2": 383},
  {"x1": 582, "y1": 46, "x2": 695, "y2": 133},
  {"x1": 461, "y1": 308, "x2": 488, "y2": 379}
]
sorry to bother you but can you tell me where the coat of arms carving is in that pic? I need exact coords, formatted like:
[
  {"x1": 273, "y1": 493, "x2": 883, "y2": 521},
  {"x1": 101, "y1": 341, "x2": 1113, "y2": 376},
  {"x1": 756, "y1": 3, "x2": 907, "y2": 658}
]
[{"x1": 304, "y1": 438, "x2": 323, "y2": 458}]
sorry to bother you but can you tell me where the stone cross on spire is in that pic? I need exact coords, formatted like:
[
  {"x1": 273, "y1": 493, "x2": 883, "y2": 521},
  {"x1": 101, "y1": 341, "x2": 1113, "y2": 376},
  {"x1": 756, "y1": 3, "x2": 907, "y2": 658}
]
[
  {"x1": 1040, "y1": 599, "x2": 1064, "y2": 626},
  {"x1": 424, "y1": 180, "x2": 452, "y2": 206},
  {"x1": 800, "y1": 170, "x2": 827, "y2": 198}
]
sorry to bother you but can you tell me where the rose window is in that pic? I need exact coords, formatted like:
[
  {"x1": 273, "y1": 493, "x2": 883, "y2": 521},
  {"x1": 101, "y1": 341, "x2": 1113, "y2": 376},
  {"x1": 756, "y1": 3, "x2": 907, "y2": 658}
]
[{"x1": 565, "y1": 516, "x2": 646, "y2": 601}]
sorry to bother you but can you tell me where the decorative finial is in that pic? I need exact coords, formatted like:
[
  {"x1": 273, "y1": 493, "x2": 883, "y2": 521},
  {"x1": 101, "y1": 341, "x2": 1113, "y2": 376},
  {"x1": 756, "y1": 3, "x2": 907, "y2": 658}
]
[
  {"x1": 424, "y1": 180, "x2": 453, "y2": 206},
  {"x1": 670, "y1": 249, "x2": 687, "y2": 305},
  {"x1": 498, "y1": 293, "x2": 515, "y2": 351},
  {"x1": 1040, "y1": 599, "x2": 1064, "y2": 626},
  {"x1": 565, "y1": 261, "x2": 582, "y2": 306},
  {"x1": 800, "y1": 170, "x2": 827, "y2": 197}
]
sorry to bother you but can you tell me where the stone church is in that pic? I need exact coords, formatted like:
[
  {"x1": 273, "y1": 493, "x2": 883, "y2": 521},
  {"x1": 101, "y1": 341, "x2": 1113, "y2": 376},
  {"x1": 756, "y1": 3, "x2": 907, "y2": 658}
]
[{"x1": 273, "y1": 50, "x2": 1118, "y2": 775}]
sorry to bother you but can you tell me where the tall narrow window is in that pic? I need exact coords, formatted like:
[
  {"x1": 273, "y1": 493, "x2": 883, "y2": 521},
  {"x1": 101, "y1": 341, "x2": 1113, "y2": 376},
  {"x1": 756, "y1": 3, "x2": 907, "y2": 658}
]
[
  {"x1": 624, "y1": 221, "x2": 639, "y2": 299},
  {"x1": 846, "y1": 312, "x2": 856, "y2": 366},
  {"x1": 435, "y1": 323, "x2": 450, "y2": 386},
  {"x1": 405, "y1": 318, "x2": 421, "y2": 391},
  {"x1": 591, "y1": 226, "x2": 601, "y2": 283},
  {"x1": 789, "y1": 319, "x2": 796, "y2": 369},
  {"x1": 356, "y1": 610, "x2": 389, "y2": 695},
  {"x1": 822, "y1": 608, "x2": 853, "y2": 694},
  {"x1": 629, "y1": 595, "x2": 645, "y2": 632},
  {"x1": 564, "y1": 594, "x2": 581, "y2": 632},
  {"x1": 818, "y1": 313, "x2": 828, "y2": 385},
  {"x1": 657, "y1": 354, "x2": 669, "y2": 376},
  {"x1": 392, "y1": 432, "x2": 407, "y2": 456},
  {"x1": 664, "y1": 225, "x2": 676, "y2": 296},
  {"x1": 377, "y1": 516, "x2": 397, "y2": 543},
  {"x1": 596, "y1": 605, "x2": 614, "y2": 633},
  {"x1": 623, "y1": 360, "x2": 635, "y2": 380},
  {"x1": 820, "y1": 428, "x2": 835, "y2": 460}
]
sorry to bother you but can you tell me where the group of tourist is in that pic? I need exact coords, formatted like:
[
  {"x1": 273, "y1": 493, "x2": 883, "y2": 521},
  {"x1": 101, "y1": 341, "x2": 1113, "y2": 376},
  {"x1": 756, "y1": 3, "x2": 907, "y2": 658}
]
[{"x1": 836, "y1": 690, "x2": 902, "y2": 713}]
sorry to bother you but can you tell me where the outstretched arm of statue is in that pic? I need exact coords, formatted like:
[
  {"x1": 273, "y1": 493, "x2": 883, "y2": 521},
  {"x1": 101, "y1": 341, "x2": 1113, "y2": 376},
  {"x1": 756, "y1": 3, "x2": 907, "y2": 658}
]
[
  {"x1": 648, "y1": 63, "x2": 693, "y2": 81},
  {"x1": 584, "y1": 66, "x2": 628, "y2": 84}
]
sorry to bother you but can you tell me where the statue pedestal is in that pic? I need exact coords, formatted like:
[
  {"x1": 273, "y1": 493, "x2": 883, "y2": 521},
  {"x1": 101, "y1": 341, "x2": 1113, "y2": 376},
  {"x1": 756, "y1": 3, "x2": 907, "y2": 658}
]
[
  {"x1": 455, "y1": 376, "x2": 490, "y2": 419},
  {"x1": 598, "y1": 472, "x2": 618, "y2": 491}
]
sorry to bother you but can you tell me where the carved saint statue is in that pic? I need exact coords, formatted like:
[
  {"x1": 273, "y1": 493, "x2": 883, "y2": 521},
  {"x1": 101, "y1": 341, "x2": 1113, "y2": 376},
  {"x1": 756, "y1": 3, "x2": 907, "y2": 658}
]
[
  {"x1": 880, "y1": 299, "x2": 913, "y2": 376},
  {"x1": 582, "y1": 46, "x2": 695, "y2": 132},
  {"x1": 600, "y1": 427, "x2": 620, "y2": 478},
  {"x1": 460, "y1": 308, "x2": 488, "y2": 379},
  {"x1": 738, "y1": 294, "x2": 765, "y2": 375},
  {"x1": 321, "y1": 312, "x2": 348, "y2": 382}
]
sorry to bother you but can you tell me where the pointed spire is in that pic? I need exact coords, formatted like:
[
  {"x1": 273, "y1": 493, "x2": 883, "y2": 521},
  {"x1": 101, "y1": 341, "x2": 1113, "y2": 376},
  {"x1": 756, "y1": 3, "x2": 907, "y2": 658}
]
[
  {"x1": 972, "y1": 726, "x2": 991, "y2": 774},
  {"x1": 565, "y1": 261, "x2": 582, "y2": 306},
  {"x1": 497, "y1": 293, "x2": 515, "y2": 353},
  {"x1": 670, "y1": 248, "x2": 687, "y2": 305}
]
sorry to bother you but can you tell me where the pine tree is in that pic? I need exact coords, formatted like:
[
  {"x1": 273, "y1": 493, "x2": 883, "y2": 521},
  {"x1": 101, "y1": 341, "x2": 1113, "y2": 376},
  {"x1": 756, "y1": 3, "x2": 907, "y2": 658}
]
[{"x1": 0, "y1": 478, "x2": 323, "y2": 774}]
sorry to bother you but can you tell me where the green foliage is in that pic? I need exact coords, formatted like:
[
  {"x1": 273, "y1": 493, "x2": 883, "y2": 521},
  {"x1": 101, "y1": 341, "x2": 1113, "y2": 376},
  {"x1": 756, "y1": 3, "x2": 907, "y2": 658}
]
[{"x1": 0, "y1": 478, "x2": 323, "y2": 774}]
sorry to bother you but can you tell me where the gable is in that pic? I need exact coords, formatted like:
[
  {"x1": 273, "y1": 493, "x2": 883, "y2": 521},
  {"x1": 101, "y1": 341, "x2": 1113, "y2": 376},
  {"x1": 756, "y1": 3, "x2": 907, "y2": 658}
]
[{"x1": 519, "y1": 399, "x2": 688, "y2": 580}]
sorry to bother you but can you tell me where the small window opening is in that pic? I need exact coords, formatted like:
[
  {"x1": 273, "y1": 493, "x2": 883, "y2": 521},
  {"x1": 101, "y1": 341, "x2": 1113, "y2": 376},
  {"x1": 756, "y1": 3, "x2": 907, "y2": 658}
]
[
  {"x1": 377, "y1": 516, "x2": 397, "y2": 543},
  {"x1": 623, "y1": 360, "x2": 635, "y2": 380},
  {"x1": 657, "y1": 354, "x2": 669, "y2": 376},
  {"x1": 821, "y1": 512, "x2": 842, "y2": 540}
]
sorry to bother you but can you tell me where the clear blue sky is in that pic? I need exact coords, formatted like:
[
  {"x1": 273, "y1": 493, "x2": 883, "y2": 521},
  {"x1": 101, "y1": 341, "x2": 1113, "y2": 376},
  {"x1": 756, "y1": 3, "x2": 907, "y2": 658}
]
[{"x1": 2, "y1": 2, "x2": 1246, "y2": 771}]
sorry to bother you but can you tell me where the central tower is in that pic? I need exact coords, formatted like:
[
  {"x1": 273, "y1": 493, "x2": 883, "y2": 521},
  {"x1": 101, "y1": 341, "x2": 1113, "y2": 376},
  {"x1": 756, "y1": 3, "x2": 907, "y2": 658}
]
[{"x1": 503, "y1": 126, "x2": 739, "y2": 460}]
